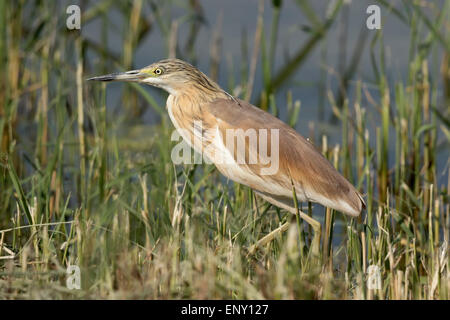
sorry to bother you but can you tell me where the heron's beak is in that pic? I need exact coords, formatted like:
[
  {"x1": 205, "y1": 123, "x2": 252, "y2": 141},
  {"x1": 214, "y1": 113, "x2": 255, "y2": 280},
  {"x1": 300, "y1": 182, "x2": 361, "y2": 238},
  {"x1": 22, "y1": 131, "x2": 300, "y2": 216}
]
[{"x1": 87, "y1": 69, "x2": 148, "y2": 82}]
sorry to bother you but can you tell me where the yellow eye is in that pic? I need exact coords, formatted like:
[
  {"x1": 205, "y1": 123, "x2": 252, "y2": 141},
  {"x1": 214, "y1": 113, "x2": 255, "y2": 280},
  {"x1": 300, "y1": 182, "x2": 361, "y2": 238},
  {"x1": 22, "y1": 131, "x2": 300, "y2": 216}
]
[{"x1": 154, "y1": 68, "x2": 162, "y2": 75}]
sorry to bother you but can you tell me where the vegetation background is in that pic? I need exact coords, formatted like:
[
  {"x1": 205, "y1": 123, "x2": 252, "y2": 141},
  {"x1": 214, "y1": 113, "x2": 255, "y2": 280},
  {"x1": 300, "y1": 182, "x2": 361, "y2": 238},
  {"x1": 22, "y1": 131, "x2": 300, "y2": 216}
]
[{"x1": 0, "y1": 0, "x2": 449, "y2": 299}]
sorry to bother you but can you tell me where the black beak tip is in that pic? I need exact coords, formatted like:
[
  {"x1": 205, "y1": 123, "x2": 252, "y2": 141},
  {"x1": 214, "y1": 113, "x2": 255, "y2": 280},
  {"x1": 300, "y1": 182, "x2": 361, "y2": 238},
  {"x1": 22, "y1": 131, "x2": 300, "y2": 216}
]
[{"x1": 87, "y1": 76, "x2": 113, "y2": 82}]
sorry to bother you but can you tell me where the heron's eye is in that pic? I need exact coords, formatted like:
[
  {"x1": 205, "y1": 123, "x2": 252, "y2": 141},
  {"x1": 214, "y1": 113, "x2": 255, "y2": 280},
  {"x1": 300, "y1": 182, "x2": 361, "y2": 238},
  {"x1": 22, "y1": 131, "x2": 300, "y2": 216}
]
[{"x1": 154, "y1": 68, "x2": 163, "y2": 75}]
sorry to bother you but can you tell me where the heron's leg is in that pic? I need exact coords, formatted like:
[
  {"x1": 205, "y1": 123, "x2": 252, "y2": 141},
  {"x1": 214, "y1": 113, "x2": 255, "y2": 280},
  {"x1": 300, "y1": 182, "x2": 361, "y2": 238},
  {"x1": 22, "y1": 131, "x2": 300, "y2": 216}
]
[
  {"x1": 247, "y1": 210, "x2": 321, "y2": 257},
  {"x1": 248, "y1": 192, "x2": 322, "y2": 256},
  {"x1": 248, "y1": 221, "x2": 290, "y2": 255},
  {"x1": 298, "y1": 210, "x2": 321, "y2": 257}
]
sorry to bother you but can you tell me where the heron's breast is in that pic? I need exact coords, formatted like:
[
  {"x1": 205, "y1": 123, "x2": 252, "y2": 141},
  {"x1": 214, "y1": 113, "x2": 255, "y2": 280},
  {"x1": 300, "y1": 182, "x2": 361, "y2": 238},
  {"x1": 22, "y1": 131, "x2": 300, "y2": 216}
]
[{"x1": 166, "y1": 95, "x2": 211, "y2": 155}]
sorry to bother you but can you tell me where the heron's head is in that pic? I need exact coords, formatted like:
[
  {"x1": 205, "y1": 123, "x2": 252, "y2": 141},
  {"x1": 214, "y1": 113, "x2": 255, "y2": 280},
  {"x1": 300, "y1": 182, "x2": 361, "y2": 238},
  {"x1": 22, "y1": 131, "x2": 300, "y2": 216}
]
[{"x1": 88, "y1": 58, "x2": 221, "y2": 96}]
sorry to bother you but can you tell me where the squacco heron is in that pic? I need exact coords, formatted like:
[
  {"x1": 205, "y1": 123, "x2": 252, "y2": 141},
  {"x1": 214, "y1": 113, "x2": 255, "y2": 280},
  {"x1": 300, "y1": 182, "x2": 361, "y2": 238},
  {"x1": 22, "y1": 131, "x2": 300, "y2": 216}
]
[{"x1": 88, "y1": 59, "x2": 365, "y2": 255}]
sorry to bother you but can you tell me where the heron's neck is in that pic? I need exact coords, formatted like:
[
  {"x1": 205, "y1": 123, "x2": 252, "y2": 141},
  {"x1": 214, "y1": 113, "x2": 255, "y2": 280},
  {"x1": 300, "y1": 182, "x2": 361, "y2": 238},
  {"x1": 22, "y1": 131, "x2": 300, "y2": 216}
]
[
  {"x1": 169, "y1": 83, "x2": 227, "y2": 104},
  {"x1": 166, "y1": 84, "x2": 227, "y2": 128}
]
